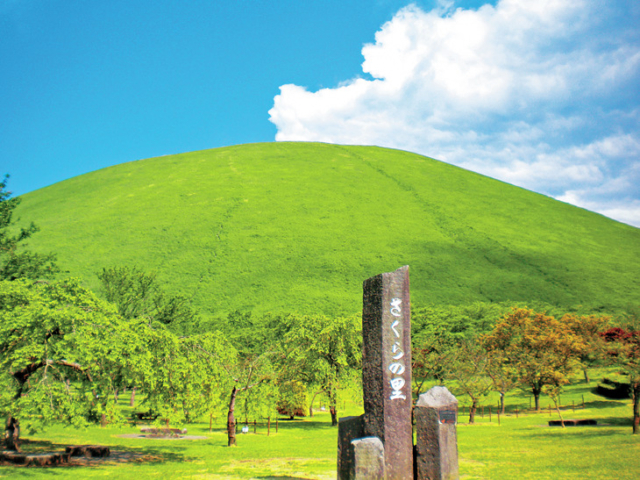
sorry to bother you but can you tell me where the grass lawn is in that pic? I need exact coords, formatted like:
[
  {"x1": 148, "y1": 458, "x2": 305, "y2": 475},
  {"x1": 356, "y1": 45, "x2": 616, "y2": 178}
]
[{"x1": 3, "y1": 371, "x2": 639, "y2": 479}]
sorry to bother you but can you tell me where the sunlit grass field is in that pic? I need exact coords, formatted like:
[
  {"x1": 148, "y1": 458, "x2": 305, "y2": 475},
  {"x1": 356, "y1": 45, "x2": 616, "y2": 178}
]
[
  {"x1": 14, "y1": 142, "x2": 640, "y2": 323},
  {"x1": 5, "y1": 369, "x2": 639, "y2": 479}
]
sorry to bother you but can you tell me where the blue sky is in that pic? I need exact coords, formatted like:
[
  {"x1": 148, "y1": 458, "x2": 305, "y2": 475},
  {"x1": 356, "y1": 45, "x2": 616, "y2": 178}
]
[{"x1": 2, "y1": 0, "x2": 639, "y2": 226}]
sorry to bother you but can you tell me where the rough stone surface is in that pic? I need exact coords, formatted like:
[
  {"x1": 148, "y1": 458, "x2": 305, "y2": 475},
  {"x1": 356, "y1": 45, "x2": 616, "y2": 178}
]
[
  {"x1": 415, "y1": 386, "x2": 459, "y2": 480},
  {"x1": 337, "y1": 415, "x2": 365, "y2": 480},
  {"x1": 0, "y1": 451, "x2": 66, "y2": 466},
  {"x1": 65, "y1": 445, "x2": 111, "y2": 457},
  {"x1": 362, "y1": 265, "x2": 413, "y2": 480},
  {"x1": 351, "y1": 437, "x2": 386, "y2": 480}
]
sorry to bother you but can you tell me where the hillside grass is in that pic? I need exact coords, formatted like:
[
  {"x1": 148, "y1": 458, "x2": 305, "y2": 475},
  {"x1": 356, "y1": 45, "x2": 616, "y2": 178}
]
[
  {"x1": 3, "y1": 369, "x2": 639, "y2": 479},
  {"x1": 14, "y1": 142, "x2": 640, "y2": 321}
]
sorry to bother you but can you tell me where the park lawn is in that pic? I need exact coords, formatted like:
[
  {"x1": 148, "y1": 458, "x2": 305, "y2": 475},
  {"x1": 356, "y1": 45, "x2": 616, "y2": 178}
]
[
  {"x1": 457, "y1": 396, "x2": 640, "y2": 479},
  {"x1": 2, "y1": 411, "x2": 340, "y2": 479},
  {"x1": 3, "y1": 373, "x2": 639, "y2": 479},
  {"x1": 455, "y1": 369, "x2": 640, "y2": 479}
]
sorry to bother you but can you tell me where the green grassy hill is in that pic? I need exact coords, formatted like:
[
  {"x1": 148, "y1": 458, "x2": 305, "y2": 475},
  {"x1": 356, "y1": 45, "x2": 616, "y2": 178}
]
[{"x1": 14, "y1": 142, "x2": 640, "y2": 320}]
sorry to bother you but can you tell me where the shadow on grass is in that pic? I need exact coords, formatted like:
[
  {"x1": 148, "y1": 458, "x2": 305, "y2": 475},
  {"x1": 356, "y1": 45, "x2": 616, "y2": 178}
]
[
  {"x1": 599, "y1": 416, "x2": 633, "y2": 427},
  {"x1": 269, "y1": 417, "x2": 337, "y2": 432},
  {"x1": 527, "y1": 418, "x2": 633, "y2": 437},
  {"x1": 2, "y1": 439, "x2": 191, "y2": 477},
  {"x1": 584, "y1": 400, "x2": 628, "y2": 410},
  {"x1": 12, "y1": 438, "x2": 58, "y2": 453},
  {"x1": 529, "y1": 429, "x2": 624, "y2": 438}
]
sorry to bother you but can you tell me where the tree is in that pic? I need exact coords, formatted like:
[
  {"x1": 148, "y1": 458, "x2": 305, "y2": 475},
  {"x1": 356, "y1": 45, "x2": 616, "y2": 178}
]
[
  {"x1": 411, "y1": 331, "x2": 455, "y2": 398},
  {"x1": 485, "y1": 349, "x2": 519, "y2": 414},
  {"x1": 445, "y1": 339, "x2": 493, "y2": 424},
  {"x1": 482, "y1": 308, "x2": 584, "y2": 411},
  {"x1": 97, "y1": 265, "x2": 205, "y2": 420},
  {"x1": 0, "y1": 278, "x2": 148, "y2": 451},
  {"x1": 412, "y1": 303, "x2": 502, "y2": 342},
  {"x1": 276, "y1": 379, "x2": 307, "y2": 419},
  {"x1": 411, "y1": 303, "x2": 501, "y2": 400},
  {"x1": 98, "y1": 265, "x2": 198, "y2": 333},
  {"x1": 0, "y1": 175, "x2": 58, "y2": 280},
  {"x1": 139, "y1": 329, "x2": 233, "y2": 428},
  {"x1": 600, "y1": 326, "x2": 640, "y2": 434},
  {"x1": 279, "y1": 314, "x2": 361, "y2": 426},
  {"x1": 222, "y1": 351, "x2": 275, "y2": 446},
  {"x1": 564, "y1": 314, "x2": 610, "y2": 383}
]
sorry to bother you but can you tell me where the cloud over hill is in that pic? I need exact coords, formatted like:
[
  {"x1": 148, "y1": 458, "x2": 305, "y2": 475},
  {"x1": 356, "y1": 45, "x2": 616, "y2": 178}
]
[{"x1": 269, "y1": 0, "x2": 640, "y2": 227}]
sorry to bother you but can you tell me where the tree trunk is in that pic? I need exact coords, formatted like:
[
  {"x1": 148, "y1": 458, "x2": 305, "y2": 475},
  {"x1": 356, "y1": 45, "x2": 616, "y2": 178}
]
[
  {"x1": 632, "y1": 381, "x2": 640, "y2": 435},
  {"x1": 500, "y1": 392, "x2": 505, "y2": 415},
  {"x1": 553, "y1": 398, "x2": 565, "y2": 428},
  {"x1": 130, "y1": 386, "x2": 136, "y2": 407},
  {"x1": 227, "y1": 386, "x2": 238, "y2": 446},
  {"x1": 209, "y1": 412, "x2": 213, "y2": 433},
  {"x1": 469, "y1": 399, "x2": 477, "y2": 424},
  {"x1": 583, "y1": 368, "x2": 590, "y2": 384},
  {"x1": 114, "y1": 389, "x2": 119, "y2": 402},
  {"x1": 309, "y1": 390, "x2": 321, "y2": 417},
  {"x1": 328, "y1": 389, "x2": 338, "y2": 426},
  {"x1": 4, "y1": 416, "x2": 20, "y2": 452},
  {"x1": 532, "y1": 385, "x2": 542, "y2": 412},
  {"x1": 329, "y1": 406, "x2": 337, "y2": 426}
]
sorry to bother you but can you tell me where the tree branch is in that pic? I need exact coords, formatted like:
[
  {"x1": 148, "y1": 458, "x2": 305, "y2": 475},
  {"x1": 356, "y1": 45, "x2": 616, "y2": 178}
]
[{"x1": 12, "y1": 358, "x2": 92, "y2": 386}]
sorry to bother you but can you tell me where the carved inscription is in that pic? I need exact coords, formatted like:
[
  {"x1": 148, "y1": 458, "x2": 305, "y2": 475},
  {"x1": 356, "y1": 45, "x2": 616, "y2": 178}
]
[{"x1": 388, "y1": 297, "x2": 407, "y2": 400}]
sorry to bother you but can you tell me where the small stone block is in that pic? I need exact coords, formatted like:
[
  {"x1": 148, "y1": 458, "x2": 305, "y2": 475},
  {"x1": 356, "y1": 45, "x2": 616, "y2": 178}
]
[
  {"x1": 65, "y1": 445, "x2": 111, "y2": 457},
  {"x1": 351, "y1": 437, "x2": 386, "y2": 480},
  {"x1": 0, "y1": 452, "x2": 67, "y2": 466},
  {"x1": 338, "y1": 415, "x2": 365, "y2": 480},
  {"x1": 415, "y1": 386, "x2": 459, "y2": 480}
]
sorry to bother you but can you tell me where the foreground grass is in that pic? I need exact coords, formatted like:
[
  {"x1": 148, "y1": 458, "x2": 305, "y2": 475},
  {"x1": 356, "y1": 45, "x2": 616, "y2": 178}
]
[{"x1": 3, "y1": 375, "x2": 640, "y2": 479}]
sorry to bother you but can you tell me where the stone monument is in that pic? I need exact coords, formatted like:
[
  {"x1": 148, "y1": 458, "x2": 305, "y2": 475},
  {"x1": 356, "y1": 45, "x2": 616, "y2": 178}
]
[
  {"x1": 338, "y1": 265, "x2": 413, "y2": 480},
  {"x1": 362, "y1": 265, "x2": 413, "y2": 479},
  {"x1": 338, "y1": 265, "x2": 459, "y2": 480}
]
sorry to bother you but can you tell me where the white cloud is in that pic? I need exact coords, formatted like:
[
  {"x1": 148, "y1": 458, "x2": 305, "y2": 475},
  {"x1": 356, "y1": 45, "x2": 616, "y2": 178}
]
[{"x1": 269, "y1": 0, "x2": 640, "y2": 227}]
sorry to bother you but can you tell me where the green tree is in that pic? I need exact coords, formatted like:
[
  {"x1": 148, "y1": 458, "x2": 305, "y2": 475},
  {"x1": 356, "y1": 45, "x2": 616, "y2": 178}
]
[
  {"x1": 483, "y1": 308, "x2": 584, "y2": 411},
  {"x1": 98, "y1": 265, "x2": 198, "y2": 333},
  {"x1": 0, "y1": 278, "x2": 148, "y2": 451},
  {"x1": 222, "y1": 351, "x2": 275, "y2": 446},
  {"x1": 208, "y1": 311, "x2": 282, "y2": 446},
  {"x1": 564, "y1": 314, "x2": 610, "y2": 383},
  {"x1": 279, "y1": 314, "x2": 361, "y2": 426},
  {"x1": 411, "y1": 303, "x2": 501, "y2": 399},
  {"x1": 445, "y1": 338, "x2": 493, "y2": 424},
  {"x1": 276, "y1": 379, "x2": 307, "y2": 419},
  {"x1": 485, "y1": 349, "x2": 519, "y2": 414},
  {"x1": 0, "y1": 175, "x2": 58, "y2": 280},
  {"x1": 139, "y1": 329, "x2": 233, "y2": 428},
  {"x1": 412, "y1": 303, "x2": 503, "y2": 339}
]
